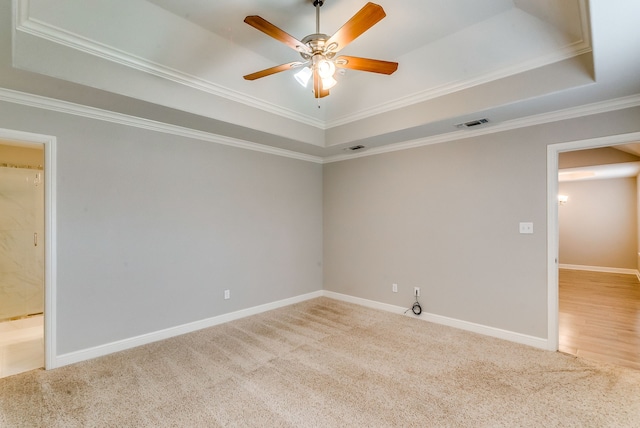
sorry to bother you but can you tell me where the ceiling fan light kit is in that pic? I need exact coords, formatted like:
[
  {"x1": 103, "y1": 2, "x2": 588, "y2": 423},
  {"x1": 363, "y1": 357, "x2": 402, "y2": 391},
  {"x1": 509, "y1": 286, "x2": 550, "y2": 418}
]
[{"x1": 243, "y1": 1, "x2": 398, "y2": 99}]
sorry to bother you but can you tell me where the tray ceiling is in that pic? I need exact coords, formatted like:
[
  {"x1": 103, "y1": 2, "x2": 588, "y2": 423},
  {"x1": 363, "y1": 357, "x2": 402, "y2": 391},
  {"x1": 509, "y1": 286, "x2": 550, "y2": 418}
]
[{"x1": 5, "y1": 0, "x2": 640, "y2": 159}]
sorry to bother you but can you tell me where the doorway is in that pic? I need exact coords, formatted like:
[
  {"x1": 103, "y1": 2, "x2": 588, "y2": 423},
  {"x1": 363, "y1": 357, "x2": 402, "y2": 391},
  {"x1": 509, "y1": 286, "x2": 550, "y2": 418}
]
[
  {"x1": 0, "y1": 141, "x2": 44, "y2": 377},
  {"x1": 547, "y1": 131, "x2": 640, "y2": 359},
  {"x1": 0, "y1": 128, "x2": 55, "y2": 375}
]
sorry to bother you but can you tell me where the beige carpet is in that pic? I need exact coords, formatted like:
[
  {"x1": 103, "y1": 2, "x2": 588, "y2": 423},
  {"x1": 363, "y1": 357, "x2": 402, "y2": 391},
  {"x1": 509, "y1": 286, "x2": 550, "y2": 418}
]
[{"x1": 1, "y1": 297, "x2": 639, "y2": 427}]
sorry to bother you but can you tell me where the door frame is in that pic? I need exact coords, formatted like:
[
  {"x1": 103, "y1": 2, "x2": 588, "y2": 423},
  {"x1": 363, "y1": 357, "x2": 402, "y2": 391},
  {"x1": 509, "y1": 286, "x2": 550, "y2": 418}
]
[
  {"x1": 0, "y1": 127, "x2": 56, "y2": 369},
  {"x1": 547, "y1": 130, "x2": 640, "y2": 351}
]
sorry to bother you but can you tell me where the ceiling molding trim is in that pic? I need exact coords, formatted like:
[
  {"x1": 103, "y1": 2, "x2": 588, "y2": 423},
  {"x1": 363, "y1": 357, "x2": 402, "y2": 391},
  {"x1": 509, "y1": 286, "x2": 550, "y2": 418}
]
[
  {"x1": 323, "y1": 94, "x2": 640, "y2": 163},
  {"x1": 0, "y1": 88, "x2": 324, "y2": 164},
  {"x1": 14, "y1": 0, "x2": 592, "y2": 132},
  {"x1": 14, "y1": 8, "x2": 325, "y2": 130},
  {"x1": 326, "y1": 41, "x2": 592, "y2": 129},
  {"x1": 578, "y1": 0, "x2": 592, "y2": 47}
]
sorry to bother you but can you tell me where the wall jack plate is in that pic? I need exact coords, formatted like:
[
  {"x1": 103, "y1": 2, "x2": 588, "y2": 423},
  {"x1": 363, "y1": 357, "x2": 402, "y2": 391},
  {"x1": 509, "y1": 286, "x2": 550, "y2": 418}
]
[{"x1": 414, "y1": 287, "x2": 420, "y2": 297}]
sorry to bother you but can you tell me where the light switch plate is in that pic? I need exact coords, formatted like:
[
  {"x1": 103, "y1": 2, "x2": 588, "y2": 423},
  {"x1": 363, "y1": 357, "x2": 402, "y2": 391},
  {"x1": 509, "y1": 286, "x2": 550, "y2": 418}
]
[{"x1": 519, "y1": 222, "x2": 533, "y2": 234}]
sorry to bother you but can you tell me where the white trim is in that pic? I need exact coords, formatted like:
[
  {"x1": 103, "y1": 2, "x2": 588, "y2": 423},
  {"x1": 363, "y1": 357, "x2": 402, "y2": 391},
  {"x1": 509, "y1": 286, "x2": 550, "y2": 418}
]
[
  {"x1": 1, "y1": 88, "x2": 639, "y2": 166},
  {"x1": 323, "y1": 291, "x2": 548, "y2": 350},
  {"x1": 547, "y1": 144, "x2": 560, "y2": 351},
  {"x1": 0, "y1": 88, "x2": 324, "y2": 164},
  {"x1": 54, "y1": 290, "x2": 323, "y2": 368},
  {"x1": 2, "y1": 81, "x2": 640, "y2": 170},
  {"x1": 54, "y1": 288, "x2": 552, "y2": 369},
  {"x1": 326, "y1": 42, "x2": 592, "y2": 129},
  {"x1": 559, "y1": 264, "x2": 639, "y2": 276},
  {"x1": 14, "y1": 3, "x2": 324, "y2": 130},
  {"x1": 0, "y1": 127, "x2": 56, "y2": 370},
  {"x1": 547, "y1": 130, "x2": 640, "y2": 354},
  {"x1": 324, "y1": 95, "x2": 640, "y2": 163},
  {"x1": 322, "y1": 291, "x2": 405, "y2": 314},
  {"x1": 327, "y1": 0, "x2": 589, "y2": 128},
  {"x1": 44, "y1": 135, "x2": 56, "y2": 370},
  {"x1": 14, "y1": 0, "x2": 592, "y2": 131}
]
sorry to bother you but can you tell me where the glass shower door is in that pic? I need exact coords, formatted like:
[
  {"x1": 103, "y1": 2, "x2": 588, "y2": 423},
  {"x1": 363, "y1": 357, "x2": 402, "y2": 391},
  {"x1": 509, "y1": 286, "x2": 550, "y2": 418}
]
[{"x1": 0, "y1": 167, "x2": 44, "y2": 321}]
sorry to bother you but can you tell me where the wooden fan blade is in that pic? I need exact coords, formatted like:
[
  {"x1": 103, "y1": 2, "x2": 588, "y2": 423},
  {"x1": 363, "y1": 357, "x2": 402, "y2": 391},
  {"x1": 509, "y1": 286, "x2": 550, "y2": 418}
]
[
  {"x1": 244, "y1": 16, "x2": 310, "y2": 53},
  {"x1": 326, "y1": 2, "x2": 386, "y2": 53},
  {"x1": 335, "y1": 56, "x2": 398, "y2": 74},
  {"x1": 313, "y1": 68, "x2": 330, "y2": 98},
  {"x1": 244, "y1": 62, "x2": 302, "y2": 80}
]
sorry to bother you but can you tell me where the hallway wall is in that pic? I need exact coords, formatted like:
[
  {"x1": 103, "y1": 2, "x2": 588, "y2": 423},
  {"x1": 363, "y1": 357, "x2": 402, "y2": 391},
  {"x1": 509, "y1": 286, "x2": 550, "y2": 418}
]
[{"x1": 559, "y1": 177, "x2": 638, "y2": 270}]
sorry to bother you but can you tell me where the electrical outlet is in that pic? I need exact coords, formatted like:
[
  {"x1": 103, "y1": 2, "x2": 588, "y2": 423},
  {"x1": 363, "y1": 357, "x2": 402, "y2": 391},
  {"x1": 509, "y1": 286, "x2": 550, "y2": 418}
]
[
  {"x1": 392, "y1": 283, "x2": 398, "y2": 293},
  {"x1": 224, "y1": 289, "x2": 230, "y2": 300},
  {"x1": 414, "y1": 287, "x2": 420, "y2": 297}
]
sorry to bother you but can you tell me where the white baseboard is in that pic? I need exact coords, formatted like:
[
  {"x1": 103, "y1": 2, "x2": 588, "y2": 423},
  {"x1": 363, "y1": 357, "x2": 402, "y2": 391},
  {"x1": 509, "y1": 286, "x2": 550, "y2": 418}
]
[
  {"x1": 323, "y1": 291, "x2": 548, "y2": 350},
  {"x1": 559, "y1": 264, "x2": 639, "y2": 276},
  {"x1": 54, "y1": 288, "x2": 551, "y2": 369},
  {"x1": 53, "y1": 290, "x2": 324, "y2": 369}
]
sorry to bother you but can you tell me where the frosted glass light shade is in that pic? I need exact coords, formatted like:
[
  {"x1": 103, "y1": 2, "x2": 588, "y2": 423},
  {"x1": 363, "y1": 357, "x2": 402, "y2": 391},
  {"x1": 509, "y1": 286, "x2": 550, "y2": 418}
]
[
  {"x1": 317, "y1": 59, "x2": 336, "y2": 78},
  {"x1": 321, "y1": 76, "x2": 337, "y2": 90},
  {"x1": 294, "y1": 67, "x2": 312, "y2": 87}
]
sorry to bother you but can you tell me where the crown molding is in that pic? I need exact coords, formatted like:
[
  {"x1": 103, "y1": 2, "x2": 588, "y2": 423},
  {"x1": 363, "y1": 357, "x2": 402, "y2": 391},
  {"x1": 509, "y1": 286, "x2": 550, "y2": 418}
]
[
  {"x1": 2, "y1": 87, "x2": 639, "y2": 166},
  {"x1": 0, "y1": 88, "x2": 324, "y2": 164},
  {"x1": 326, "y1": 41, "x2": 592, "y2": 129},
  {"x1": 13, "y1": 0, "x2": 325, "y2": 130},
  {"x1": 14, "y1": 0, "x2": 593, "y2": 132},
  {"x1": 325, "y1": 0, "x2": 593, "y2": 128},
  {"x1": 323, "y1": 94, "x2": 640, "y2": 163}
]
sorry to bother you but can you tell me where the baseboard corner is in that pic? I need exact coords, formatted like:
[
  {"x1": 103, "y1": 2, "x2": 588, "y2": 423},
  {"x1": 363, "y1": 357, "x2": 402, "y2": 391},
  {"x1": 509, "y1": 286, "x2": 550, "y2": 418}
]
[{"x1": 321, "y1": 291, "x2": 548, "y2": 350}]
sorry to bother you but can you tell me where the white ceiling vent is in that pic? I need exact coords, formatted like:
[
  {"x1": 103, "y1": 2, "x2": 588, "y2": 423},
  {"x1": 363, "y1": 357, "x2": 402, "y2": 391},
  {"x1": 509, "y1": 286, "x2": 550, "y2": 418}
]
[{"x1": 455, "y1": 118, "x2": 489, "y2": 129}]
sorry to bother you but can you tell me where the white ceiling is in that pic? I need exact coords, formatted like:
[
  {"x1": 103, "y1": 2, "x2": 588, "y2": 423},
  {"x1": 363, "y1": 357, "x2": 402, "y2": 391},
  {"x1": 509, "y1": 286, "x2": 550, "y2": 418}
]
[
  {"x1": 615, "y1": 143, "x2": 640, "y2": 158},
  {"x1": 3, "y1": 0, "x2": 640, "y2": 160},
  {"x1": 559, "y1": 161, "x2": 640, "y2": 182}
]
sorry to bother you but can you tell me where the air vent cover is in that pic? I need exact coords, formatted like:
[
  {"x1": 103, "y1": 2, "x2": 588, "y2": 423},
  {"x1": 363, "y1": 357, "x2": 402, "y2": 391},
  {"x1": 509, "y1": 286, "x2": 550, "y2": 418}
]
[{"x1": 455, "y1": 118, "x2": 489, "y2": 129}]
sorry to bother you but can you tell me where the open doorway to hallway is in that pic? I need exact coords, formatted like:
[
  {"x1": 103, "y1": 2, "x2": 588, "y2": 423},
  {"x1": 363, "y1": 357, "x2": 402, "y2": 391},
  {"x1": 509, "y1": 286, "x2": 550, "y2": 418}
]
[
  {"x1": 0, "y1": 141, "x2": 45, "y2": 378},
  {"x1": 555, "y1": 143, "x2": 640, "y2": 369},
  {"x1": 558, "y1": 269, "x2": 640, "y2": 369}
]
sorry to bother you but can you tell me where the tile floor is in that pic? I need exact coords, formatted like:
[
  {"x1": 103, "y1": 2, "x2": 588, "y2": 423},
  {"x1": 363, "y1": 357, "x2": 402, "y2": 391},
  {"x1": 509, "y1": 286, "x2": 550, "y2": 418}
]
[{"x1": 0, "y1": 315, "x2": 43, "y2": 378}]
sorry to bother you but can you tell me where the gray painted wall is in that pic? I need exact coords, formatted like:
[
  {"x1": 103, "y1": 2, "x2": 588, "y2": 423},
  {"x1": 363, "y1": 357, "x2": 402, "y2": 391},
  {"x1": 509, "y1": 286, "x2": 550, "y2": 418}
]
[
  {"x1": 1, "y1": 98, "x2": 639, "y2": 357},
  {"x1": 324, "y1": 107, "x2": 640, "y2": 339},
  {"x1": 0, "y1": 101, "x2": 323, "y2": 355},
  {"x1": 559, "y1": 178, "x2": 638, "y2": 269}
]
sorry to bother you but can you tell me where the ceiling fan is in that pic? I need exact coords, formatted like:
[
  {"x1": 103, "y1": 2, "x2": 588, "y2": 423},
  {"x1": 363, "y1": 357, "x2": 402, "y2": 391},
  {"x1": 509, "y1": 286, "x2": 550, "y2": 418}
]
[{"x1": 243, "y1": 1, "x2": 398, "y2": 99}]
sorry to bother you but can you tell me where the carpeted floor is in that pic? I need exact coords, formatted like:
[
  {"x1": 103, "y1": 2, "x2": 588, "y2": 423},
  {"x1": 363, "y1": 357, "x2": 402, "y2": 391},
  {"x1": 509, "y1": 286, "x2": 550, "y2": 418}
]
[{"x1": 1, "y1": 297, "x2": 639, "y2": 427}]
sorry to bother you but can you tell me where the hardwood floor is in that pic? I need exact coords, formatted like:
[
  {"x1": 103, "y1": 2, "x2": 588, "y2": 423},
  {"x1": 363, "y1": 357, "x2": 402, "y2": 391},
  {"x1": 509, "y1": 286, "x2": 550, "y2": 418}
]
[{"x1": 559, "y1": 268, "x2": 640, "y2": 370}]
